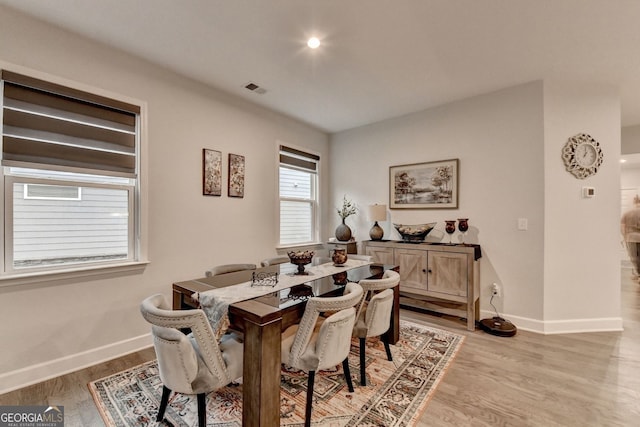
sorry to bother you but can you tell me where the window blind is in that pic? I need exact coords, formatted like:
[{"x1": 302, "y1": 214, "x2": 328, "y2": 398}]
[
  {"x1": 1, "y1": 70, "x2": 139, "y2": 177},
  {"x1": 279, "y1": 145, "x2": 319, "y2": 172}
]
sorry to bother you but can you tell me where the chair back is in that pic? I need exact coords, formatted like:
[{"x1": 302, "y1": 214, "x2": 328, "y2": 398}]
[
  {"x1": 349, "y1": 254, "x2": 373, "y2": 262},
  {"x1": 260, "y1": 256, "x2": 289, "y2": 267},
  {"x1": 205, "y1": 263, "x2": 256, "y2": 277},
  {"x1": 285, "y1": 282, "x2": 363, "y2": 371},
  {"x1": 361, "y1": 288, "x2": 394, "y2": 337},
  {"x1": 354, "y1": 270, "x2": 400, "y2": 338},
  {"x1": 140, "y1": 294, "x2": 242, "y2": 393}
]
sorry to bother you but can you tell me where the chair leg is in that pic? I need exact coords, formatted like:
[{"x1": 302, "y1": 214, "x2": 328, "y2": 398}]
[
  {"x1": 342, "y1": 358, "x2": 354, "y2": 392},
  {"x1": 359, "y1": 337, "x2": 367, "y2": 386},
  {"x1": 197, "y1": 393, "x2": 206, "y2": 427},
  {"x1": 382, "y1": 334, "x2": 393, "y2": 361},
  {"x1": 305, "y1": 371, "x2": 315, "y2": 427},
  {"x1": 157, "y1": 385, "x2": 171, "y2": 422}
]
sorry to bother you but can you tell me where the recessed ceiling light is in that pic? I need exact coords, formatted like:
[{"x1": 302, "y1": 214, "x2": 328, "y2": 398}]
[
  {"x1": 621, "y1": 159, "x2": 627, "y2": 163},
  {"x1": 307, "y1": 37, "x2": 320, "y2": 49}
]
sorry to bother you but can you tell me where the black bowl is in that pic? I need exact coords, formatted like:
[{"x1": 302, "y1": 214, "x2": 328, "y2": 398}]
[{"x1": 393, "y1": 223, "x2": 437, "y2": 243}]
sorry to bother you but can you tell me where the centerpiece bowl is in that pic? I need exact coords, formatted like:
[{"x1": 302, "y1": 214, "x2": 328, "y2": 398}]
[
  {"x1": 287, "y1": 250, "x2": 315, "y2": 275},
  {"x1": 393, "y1": 223, "x2": 437, "y2": 243}
]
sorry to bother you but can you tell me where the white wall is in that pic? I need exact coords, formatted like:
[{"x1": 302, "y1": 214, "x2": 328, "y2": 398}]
[
  {"x1": 621, "y1": 124, "x2": 640, "y2": 154},
  {"x1": 0, "y1": 6, "x2": 329, "y2": 392},
  {"x1": 330, "y1": 82, "x2": 546, "y2": 323},
  {"x1": 542, "y1": 81, "x2": 621, "y2": 332},
  {"x1": 330, "y1": 80, "x2": 622, "y2": 333}
]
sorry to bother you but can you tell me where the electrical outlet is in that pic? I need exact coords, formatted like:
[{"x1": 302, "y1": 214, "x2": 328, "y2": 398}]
[{"x1": 491, "y1": 283, "x2": 501, "y2": 297}]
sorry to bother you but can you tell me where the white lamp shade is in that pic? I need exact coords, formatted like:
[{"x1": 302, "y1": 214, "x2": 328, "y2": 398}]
[{"x1": 367, "y1": 204, "x2": 387, "y2": 222}]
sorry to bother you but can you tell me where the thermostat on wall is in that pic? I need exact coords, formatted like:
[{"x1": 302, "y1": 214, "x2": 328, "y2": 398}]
[{"x1": 582, "y1": 186, "x2": 595, "y2": 198}]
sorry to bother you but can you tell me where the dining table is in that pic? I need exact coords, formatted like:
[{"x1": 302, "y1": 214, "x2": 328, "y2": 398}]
[{"x1": 172, "y1": 259, "x2": 400, "y2": 427}]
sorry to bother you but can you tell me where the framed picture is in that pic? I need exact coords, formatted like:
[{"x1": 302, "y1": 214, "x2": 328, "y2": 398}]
[
  {"x1": 228, "y1": 153, "x2": 245, "y2": 198},
  {"x1": 202, "y1": 149, "x2": 222, "y2": 196},
  {"x1": 389, "y1": 158, "x2": 459, "y2": 209}
]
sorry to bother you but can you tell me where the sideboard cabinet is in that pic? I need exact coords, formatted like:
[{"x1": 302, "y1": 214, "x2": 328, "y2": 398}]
[{"x1": 363, "y1": 240, "x2": 481, "y2": 331}]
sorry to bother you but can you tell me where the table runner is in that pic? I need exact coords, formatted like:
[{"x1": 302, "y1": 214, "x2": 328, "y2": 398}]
[{"x1": 194, "y1": 259, "x2": 372, "y2": 337}]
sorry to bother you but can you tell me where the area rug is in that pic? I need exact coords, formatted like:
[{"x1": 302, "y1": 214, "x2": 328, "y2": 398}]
[{"x1": 89, "y1": 320, "x2": 464, "y2": 426}]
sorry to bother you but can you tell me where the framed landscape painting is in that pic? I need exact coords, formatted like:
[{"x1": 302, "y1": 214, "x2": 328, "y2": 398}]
[
  {"x1": 228, "y1": 153, "x2": 245, "y2": 198},
  {"x1": 202, "y1": 149, "x2": 222, "y2": 196},
  {"x1": 390, "y1": 158, "x2": 459, "y2": 209}
]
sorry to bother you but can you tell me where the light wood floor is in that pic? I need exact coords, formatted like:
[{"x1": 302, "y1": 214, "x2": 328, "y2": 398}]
[{"x1": 1, "y1": 267, "x2": 638, "y2": 426}]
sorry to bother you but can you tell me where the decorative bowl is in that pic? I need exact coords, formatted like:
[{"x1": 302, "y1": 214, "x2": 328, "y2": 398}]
[
  {"x1": 287, "y1": 250, "x2": 315, "y2": 275},
  {"x1": 288, "y1": 284, "x2": 314, "y2": 300},
  {"x1": 332, "y1": 271, "x2": 348, "y2": 286},
  {"x1": 393, "y1": 223, "x2": 437, "y2": 243},
  {"x1": 331, "y1": 248, "x2": 348, "y2": 266}
]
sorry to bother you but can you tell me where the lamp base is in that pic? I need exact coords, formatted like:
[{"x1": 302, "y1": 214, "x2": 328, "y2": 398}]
[{"x1": 369, "y1": 221, "x2": 384, "y2": 240}]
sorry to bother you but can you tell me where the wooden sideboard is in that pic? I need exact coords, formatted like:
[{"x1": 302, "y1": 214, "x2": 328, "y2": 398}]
[{"x1": 363, "y1": 240, "x2": 481, "y2": 331}]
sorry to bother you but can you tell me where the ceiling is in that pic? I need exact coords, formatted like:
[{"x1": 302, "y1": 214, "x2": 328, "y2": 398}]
[{"x1": 2, "y1": 0, "x2": 640, "y2": 134}]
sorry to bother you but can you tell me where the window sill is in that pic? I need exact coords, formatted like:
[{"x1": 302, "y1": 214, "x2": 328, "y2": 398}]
[
  {"x1": 0, "y1": 260, "x2": 149, "y2": 289},
  {"x1": 276, "y1": 242, "x2": 325, "y2": 251}
]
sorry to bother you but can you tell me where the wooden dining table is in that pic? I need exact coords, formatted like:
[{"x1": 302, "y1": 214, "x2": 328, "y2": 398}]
[{"x1": 172, "y1": 261, "x2": 399, "y2": 427}]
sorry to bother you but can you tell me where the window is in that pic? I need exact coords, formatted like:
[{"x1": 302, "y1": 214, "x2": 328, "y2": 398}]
[
  {"x1": 24, "y1": 184, "x2": 81, "y2": 200},
  {"x1": 1, "y1": 70, "x2": 141, "y2": 276},
  {"x1": 279, "y1": 145, "x2": 319, "y2": 246}
]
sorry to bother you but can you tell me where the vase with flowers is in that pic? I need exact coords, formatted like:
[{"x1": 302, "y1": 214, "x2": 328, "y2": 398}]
[{"x1": 335, "y1": 195, "x2": 357, "y2": 241}]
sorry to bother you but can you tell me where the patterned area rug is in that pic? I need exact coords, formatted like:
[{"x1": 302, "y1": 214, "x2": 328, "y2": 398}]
[{"x1": 89, "y1": 320, "x2": 464, "y2": 426}]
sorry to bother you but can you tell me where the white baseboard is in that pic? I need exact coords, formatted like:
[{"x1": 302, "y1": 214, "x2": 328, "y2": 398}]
[
  {"x1": 479, "y1": 310, "x2": 624, "y2": 334},
  {"x1": 0, "y1": 333, "x2": 153, "y2": 395}
]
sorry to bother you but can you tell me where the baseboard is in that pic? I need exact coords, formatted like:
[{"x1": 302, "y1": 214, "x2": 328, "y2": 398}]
[
  {"x1": 479, "y1": 309, "x2": 624, "y2": 334},
  {"x1": 0, "y1": 333, "x2": 153, "y2": 395},
  {"x1": 539, "y1": 317, "x2": 624, "y2": 334}
]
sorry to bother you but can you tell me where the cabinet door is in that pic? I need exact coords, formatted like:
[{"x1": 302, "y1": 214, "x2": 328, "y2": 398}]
[
  {"x1": 394, "y1": 248, "x2": 428, "y2": 295},
  {"x1": 365, "y1": 246, "x2": 394, "y2": 265},
  {"x1": 427, "y1": 251, "x2": 468, "y2": 297}
]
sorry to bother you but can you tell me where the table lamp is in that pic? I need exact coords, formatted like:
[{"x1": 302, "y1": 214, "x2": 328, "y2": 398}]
[{"x1": 367, "y1": 204, "x2": 387, "y2": 240}]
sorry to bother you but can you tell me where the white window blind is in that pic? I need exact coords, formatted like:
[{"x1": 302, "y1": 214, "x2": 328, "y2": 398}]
[{"x1": 279, "y1": 145, "x2": 319, "y2": 246}]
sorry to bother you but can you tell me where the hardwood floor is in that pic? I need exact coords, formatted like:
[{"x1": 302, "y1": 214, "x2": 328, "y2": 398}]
[
  {"x1": 1, "y1": 266, "x2": 638, "y2": 426},
  {"x1": 409, "y1": 263, "x2": 640, "y2": 427}
]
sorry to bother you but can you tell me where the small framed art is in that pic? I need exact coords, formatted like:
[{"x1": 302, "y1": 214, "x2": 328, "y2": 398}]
[
  {"x1": 228, "y1": 153, "x2": 245, "y2": 198},
  {"x1": 389, "y1": 158, "x2": 459, "y2": 209},
  {"x1": 202, "y1": 149, "x2": 222, "y2": 196}
]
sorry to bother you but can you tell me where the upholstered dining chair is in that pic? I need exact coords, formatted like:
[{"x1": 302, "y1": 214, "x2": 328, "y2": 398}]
[
  {"x1": 140, "y1": 294, "x2": 243, "y2": 427},
  {"x1": 205, "y1": 263, "x2": 256, "y2": 277},
  {"x1": 281, "y1": 282, "x2": 364, "y2": 427},
  {"x1": 260, "y1": 255, "x2": 289, "y2": 267},
  {"x1": 353, "y1": 269, "x2": 400, "y2": 385},
  {"x1": 348, "y1": 254, "x2": 373, "y2": 262}
]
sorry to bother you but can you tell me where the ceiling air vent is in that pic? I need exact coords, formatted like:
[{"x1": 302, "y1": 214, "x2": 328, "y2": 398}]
[{"x1": 244, "y1": 82, "x2": 267, "y2": 95}]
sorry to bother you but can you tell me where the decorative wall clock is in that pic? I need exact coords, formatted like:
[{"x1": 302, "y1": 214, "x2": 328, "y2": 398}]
[{"x1": 561, "y1": 133, "x2": 603, "y2": 179}]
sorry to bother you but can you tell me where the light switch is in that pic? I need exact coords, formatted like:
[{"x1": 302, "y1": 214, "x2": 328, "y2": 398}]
[{"x1": 517, "y1": 218, "x2": 528, "y2": 231}]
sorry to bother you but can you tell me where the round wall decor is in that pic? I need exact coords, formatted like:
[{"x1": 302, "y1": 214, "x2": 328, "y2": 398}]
[{"x1": 561, "y1": 133, "x2": 603, "y2": 179}]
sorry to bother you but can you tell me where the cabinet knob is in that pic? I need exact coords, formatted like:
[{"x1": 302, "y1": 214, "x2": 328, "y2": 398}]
[{"x1": 423, "y1": 269, "x2": 432, "y2": 274}]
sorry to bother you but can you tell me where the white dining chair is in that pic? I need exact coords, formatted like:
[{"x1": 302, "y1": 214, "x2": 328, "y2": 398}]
[
  {"x1": 281, "y1": 282, "x2": 363, "y2": 427},
  {"x1": 260, "y1": 255, "x2": 289, "y2": 267},
  {"x1": 140, "y1": 294, "x2": 243, "y2": 427},
  {"x1": 205, "y1": 263, "x2": 256, "y2": 277},
  {"x1": 349, "y1": 254, "x2": 373, "y2": 262},
  {"x1": 353, "y1": 269, "x2": 400, "y2": 385}
]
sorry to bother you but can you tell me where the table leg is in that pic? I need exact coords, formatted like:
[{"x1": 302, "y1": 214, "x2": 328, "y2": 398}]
[
  {"x1": 172, "y1": 288, "x2": 184, "y2": 310},
  {"x1": 241, "y1": 315, "x2": 282, "y2": 427},
  {"x1": 383, "y1": 284, "x2": 400, "y2": 345}
]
